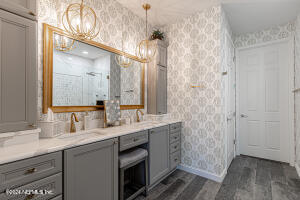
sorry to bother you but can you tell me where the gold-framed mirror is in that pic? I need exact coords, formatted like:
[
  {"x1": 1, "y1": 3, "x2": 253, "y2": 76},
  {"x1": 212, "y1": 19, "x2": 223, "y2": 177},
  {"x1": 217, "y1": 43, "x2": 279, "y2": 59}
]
[{"x1": 43, "y1": 24, "x2": 145, "y2": 113}]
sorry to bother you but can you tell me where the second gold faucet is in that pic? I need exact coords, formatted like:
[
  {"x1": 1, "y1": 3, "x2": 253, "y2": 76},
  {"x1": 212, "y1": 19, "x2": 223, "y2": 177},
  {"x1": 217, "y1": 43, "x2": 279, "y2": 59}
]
[
  {"x1": 70, "y1": 113, "x2": 79, "y2": 133},
  {"x1": 136, "y1": 109, "x2": 144, "y2": 123}
]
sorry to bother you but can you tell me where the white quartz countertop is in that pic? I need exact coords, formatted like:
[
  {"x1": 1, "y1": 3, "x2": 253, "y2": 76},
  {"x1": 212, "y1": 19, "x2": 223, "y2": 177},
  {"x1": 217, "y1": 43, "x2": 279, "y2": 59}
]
[{"x1": 0, "y1": 119, "x2": 181, "y2": 165}]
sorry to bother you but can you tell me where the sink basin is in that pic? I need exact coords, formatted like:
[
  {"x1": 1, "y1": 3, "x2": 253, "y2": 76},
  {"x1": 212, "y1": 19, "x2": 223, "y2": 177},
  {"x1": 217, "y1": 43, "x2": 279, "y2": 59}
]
[
  {"x1": 58, "y1": 130, "x2": 106, "y2": 140},
  {"x1": 130, "y1": 121, "x2": 161, "y2": 127}
]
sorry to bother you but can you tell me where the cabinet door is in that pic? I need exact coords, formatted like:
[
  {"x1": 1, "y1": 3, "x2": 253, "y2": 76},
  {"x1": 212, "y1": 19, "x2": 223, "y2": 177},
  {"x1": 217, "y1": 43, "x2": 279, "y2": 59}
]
[
  {"x1": 149, "y1": 125, "x2": 169, "y2": 185},
  {"x1": 157, "y1": 65, "x2": 167, "y2": 114},
  {"x1": 0, "y1": 0, "x2": 37, "y2": 20},
  {"x1": 0, "y1": 10, "x2": 37, "y2": 133},
  {"x1": 157, "y1": 45, "x2": 167, "y2": 67},
  {"x1": 64, "y1": 139, "x2": 118, "y2": 200}
]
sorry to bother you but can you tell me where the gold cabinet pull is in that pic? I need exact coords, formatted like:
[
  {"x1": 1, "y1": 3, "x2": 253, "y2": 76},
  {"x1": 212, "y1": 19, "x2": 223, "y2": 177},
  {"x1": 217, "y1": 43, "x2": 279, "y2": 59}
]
[
  {"x1": 28, "y1": 11, "x2": 36, "y2": 16},
  {"x1": 28, "y1": 123, "x2": 37, "y2": 128},
  {"x1": 25, "y1": 168, "x2": 37, "y2": 174}
]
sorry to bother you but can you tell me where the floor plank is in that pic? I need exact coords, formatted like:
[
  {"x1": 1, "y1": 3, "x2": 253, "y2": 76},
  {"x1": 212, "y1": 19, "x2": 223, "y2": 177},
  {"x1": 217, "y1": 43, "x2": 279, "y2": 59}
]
[
  {"x1": 194, "y1": 180, "x2": 221, "y2": 200},
  {"x1": 135, "y1": 156, "x2": 300, "y2": 200},
  {"x1": 154, "y1": 179, "x2": 186, "y2": 200},
  {"x1": 256, "y1": 160, "x2": 272, "y2": 187},
  {"x1": 254, "y1": 184, "x2": 272, "y2": 200},
  {"x1": 174, "y1": 176, "x2": 207, "y2": 200}
]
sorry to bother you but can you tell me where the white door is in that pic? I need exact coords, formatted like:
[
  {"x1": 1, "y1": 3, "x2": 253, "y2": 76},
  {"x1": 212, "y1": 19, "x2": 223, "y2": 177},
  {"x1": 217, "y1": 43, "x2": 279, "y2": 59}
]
[
  {"x1": 238, "y1": 41, "x2": 292, "y2": 163},
  {"x1": 226, "y1": 34, "x2": 236, "y2": 167}
]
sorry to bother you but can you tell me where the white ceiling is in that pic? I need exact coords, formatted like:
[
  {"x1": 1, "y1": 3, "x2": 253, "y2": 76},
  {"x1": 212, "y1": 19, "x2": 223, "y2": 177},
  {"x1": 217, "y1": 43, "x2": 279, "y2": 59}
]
[
  {"x1": 65, "y1": 41, "x2": 111, "y2": 60},
  {"x1": 116, "y1": 0, "x2": 219, "y2": 27},
  {"x1": 223, "y1": 0, "x2": 300, "y2": 35},
  {"x1": 116, "y1": 0, "x2": 300, "y2": 35}
]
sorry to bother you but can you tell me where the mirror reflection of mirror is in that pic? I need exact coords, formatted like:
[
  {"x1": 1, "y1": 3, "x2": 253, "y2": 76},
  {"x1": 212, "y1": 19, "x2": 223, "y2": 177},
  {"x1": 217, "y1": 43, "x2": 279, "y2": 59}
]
[
  {"x1": 104, "y1": 100, "x2": 121, "y2": 127},
  {"x1": 52, "y1": 33, "x2": 142, "y2": 107}
]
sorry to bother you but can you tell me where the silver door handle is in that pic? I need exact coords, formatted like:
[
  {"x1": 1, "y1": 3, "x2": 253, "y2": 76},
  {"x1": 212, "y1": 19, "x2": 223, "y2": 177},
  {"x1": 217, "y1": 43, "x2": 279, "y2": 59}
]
[{"x1": 240, "y1": 114, "x2": 248, "y2": 118}]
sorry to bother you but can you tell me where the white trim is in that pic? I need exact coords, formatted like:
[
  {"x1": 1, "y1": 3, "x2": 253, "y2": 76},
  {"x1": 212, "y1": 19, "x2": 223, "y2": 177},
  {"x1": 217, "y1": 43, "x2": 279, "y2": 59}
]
[
  {"x1": 236, "y1": 45, "x2": 241, "y2": 157},
  {"x1": 224, "y1": 31, "x2": 236, "y2": 170},
  {"x1": 235, "y1": 37, "x2": 293, "y2": 51},
  {"x1": 295, "y1": 163, "x2": 300, "y2": 178},
  {"x1": 235, "y1": 37, "x2": 295, "y2": 165},
  {"x1": 177, "y1": 164, "x2": 227, "y2": 183},
  {"x1": 289, "y1": 37, "x2": 295, "y2": 166}
]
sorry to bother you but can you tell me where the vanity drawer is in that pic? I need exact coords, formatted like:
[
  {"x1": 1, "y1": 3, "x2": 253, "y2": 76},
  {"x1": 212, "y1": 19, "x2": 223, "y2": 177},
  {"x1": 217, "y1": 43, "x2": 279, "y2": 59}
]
[
  {"x1": 170, "y1": 131, "x2": 180, "y2": 144},
  {"x1": 0, "y1": 152, "x2": 62, "y2": 193},
  {"x1": 170, "y1": 123, "x2": 181, "y2": 133},
  {"x1": 170, "y1": 141, "x2": 180, "y2": 154},
  {"x1": 119, "y1": 130, "x2": 148, "y2": 151},
  {"x1": 0, "y1": 173, "x2": 62, "y2": 200},
  {"x1": 170, "y1": 151, "x2": 180, "y2": 170}
]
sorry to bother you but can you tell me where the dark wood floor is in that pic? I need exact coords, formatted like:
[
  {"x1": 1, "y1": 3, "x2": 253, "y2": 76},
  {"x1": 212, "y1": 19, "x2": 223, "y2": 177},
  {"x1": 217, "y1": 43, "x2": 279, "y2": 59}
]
[{"x1": 136, "y1": 155, "x2": 300, "y2": 200}]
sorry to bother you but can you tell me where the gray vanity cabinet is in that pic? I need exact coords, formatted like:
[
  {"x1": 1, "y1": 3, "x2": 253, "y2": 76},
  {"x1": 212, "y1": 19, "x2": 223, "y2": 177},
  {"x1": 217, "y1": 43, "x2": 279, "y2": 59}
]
[
  {"x1": 0, "y1": 0, "x2": 37, "y2": 20},
  {"x1": 64, "y1": 138, "x2": 118, "y2": 200},
  {"x1": 157, "y1": 44, "x2": 167, "y2": 67},
  {"x1": 147, "y1": 40, "x2": 168, "y2": 115},
  {"x1": 0, "y1": 9, "x2": 37, "y2": 133},
  {"x1": 149, "y1": 125, "x2": 169, "y2": 186}
]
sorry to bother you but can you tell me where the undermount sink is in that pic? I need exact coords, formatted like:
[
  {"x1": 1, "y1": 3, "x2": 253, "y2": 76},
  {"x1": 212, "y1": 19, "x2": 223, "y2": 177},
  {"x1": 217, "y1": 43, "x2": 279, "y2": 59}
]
[
  {"x1": 131, "y1": 121, "x2": 161, "y2": 127},
  {"x1": 58, "y1": 130, "x2": 106, "y2": 140}
]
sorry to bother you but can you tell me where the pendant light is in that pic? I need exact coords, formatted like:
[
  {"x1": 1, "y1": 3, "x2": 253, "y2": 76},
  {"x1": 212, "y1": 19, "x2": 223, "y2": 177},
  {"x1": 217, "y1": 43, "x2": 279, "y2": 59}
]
[
  {"x1": 115, "y1": 13, "x2": 132, "y2": 68},
  {"x1": 137, "y1": 3, "x2": 156, "y2": 63},
  {"x1": 54, "y1": 34, "x2": 75, "y2": 52},
  {"x1": 62, "y1": 0, "x2": 100, "y2": 40},
  {"x1": 54, "y1": 9, "x2": 75, "y2": 52}
]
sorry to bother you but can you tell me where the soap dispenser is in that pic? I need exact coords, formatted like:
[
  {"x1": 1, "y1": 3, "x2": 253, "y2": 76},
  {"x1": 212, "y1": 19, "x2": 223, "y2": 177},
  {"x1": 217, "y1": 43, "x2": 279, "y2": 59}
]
[{"x1": 84, "y1": 111, "x2": 90, "y2": 130}]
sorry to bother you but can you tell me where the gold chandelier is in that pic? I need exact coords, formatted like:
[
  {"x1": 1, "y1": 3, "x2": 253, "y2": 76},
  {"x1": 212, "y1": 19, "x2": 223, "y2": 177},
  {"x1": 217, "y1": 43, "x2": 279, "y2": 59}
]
[
  {"x1": 62, "y1": 0, "x2": 100, "y2": 40},
  {"x1": 54, "y1": 34, "x2": 75, "y2": 52},
  {"x1": 115, "y1": 53, "x2": 132, "y2": 68},
  {"x1": 137, "y1": 4, "x2": 156, "y2": 63}
]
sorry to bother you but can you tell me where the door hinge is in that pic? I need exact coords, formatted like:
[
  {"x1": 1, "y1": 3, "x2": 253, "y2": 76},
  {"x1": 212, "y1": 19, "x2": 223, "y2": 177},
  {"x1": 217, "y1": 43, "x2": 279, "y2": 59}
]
[
  {"x1": 233, "y1": 139, "x2": 236, "y2": 145},
  {"x1": 233, "y1": 56, "x2": 236, "y2": 62}
]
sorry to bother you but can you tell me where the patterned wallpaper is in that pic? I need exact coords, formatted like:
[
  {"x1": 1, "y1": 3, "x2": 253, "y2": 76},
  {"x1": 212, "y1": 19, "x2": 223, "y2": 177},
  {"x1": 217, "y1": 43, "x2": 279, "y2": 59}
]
[
  {"x1": 163, "y1": 5, "x2": 229, "y2": 176},
  {"x1": 37, "y1": 0, "x2": 147, "y2": 125},
  {"x1": 295, "y1": 14, "x2": 300, "y2": 168},
  {"x1": 234, "y1": 22, "x2": 295, "y2": 48},
  {"x1": 120, "y1": 61, "x2": 142, "y2": 105},
  {"x1": 110, "y1": 55, "x2": 121, "y2": 101}
]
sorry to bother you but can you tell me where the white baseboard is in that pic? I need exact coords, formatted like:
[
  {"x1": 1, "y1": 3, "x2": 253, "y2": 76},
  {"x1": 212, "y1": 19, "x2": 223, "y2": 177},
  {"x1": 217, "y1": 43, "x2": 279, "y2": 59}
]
[
  {"x1": 178, "y1": 164, "x2": 227, "y2": 183},
  {"x1": 295, "y1": 163, "x2": 300, "y2": 178}
]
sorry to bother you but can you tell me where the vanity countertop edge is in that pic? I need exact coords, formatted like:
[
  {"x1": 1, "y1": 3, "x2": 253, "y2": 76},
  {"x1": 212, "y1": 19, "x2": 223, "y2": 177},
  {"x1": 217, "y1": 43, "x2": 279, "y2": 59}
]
[{"x1": 0, "y1": 119, "x2": 182, "y2": 165}]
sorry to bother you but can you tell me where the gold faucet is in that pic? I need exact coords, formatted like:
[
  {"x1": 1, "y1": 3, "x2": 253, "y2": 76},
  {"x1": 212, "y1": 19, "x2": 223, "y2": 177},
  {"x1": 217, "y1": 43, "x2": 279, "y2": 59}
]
[
  {"x1": 70, "y1": 113, "x2": 79, "y2": 133},
  {"x1": 136, "y1": 109, "x2": 144, "y2": 122}
]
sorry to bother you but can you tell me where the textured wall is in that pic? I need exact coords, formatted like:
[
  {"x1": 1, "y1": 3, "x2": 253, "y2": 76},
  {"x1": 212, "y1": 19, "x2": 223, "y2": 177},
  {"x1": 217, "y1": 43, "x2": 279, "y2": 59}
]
[
  {"x1": 163, "y1": 6, "x2": 228, "y2": 176},
  {"x1": 120, "y1": 61, "x2": 142, "y2": 105},
  {"x1": 295, "y1": 14, "x2": 300, "y2": 168},
  {"x1": 110, "y1": 55, "x2": 121, "y2": 101},
  {"x1": 234, "y1": 22, "x2": 295, "y2": 48},
  {"x1": 38, "y1": 0, "x2": 147, "y2": 125}
]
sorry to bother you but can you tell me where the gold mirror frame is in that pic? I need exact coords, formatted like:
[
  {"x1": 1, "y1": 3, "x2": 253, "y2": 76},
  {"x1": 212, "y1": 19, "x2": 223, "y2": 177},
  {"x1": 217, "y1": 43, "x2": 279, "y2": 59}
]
[{"x1": 43, "y1": 23, "x2": 145, "y2": 113}]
